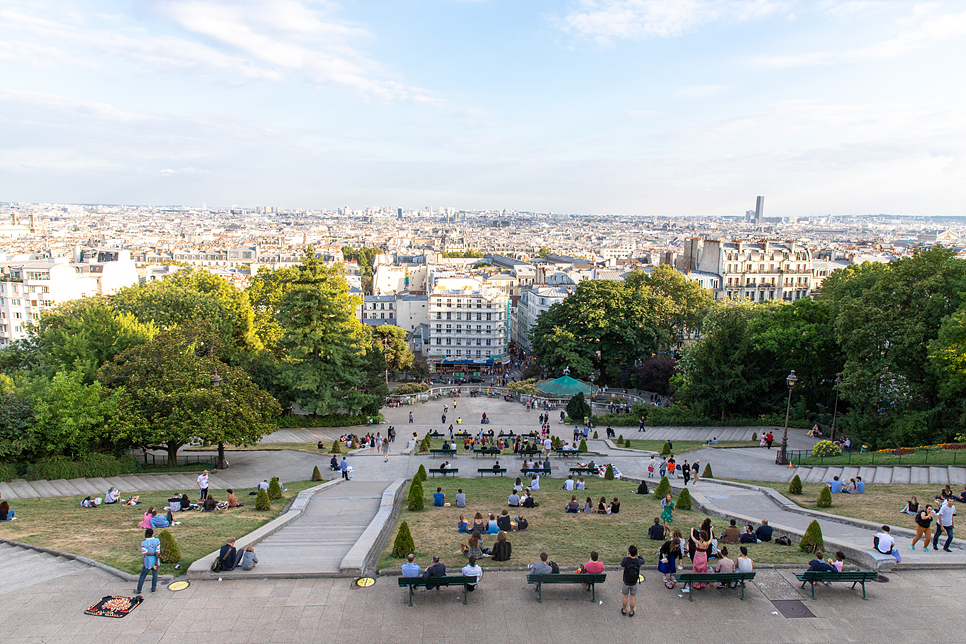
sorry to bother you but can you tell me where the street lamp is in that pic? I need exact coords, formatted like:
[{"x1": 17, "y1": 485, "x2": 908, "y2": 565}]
[
  {"x1": 830, "y1": 376, "x2": 842, "y2": 441},
  {"x1": 211, "y1": 370, "x2": 228, "y2": 470},
  {"x1": 776, "y1": 370, "x2": 798, "y2": 466}
]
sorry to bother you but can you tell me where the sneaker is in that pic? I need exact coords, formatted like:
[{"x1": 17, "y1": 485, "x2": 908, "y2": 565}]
[
  {"x1": 943, "y1": 548, "x2": 952, "y2": 552},
  {"x1": 923, "y1": 547, "x2": 930, "y2": 552},
  {"x1": 910, "y1": 545, "x2": 915, "y2": 550}
]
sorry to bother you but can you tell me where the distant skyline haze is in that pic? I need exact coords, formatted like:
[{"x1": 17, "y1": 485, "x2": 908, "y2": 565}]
[{"x1": 0, "y1": 0, "x2": 963, "y2": 216}]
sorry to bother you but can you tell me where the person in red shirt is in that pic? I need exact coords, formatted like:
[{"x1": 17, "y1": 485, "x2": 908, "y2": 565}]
[{"x1": 581, "y1": 550, "x2": 605, "y2": 589}]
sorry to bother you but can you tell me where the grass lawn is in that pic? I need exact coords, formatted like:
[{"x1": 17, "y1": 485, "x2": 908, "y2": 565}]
[
  {"x1": 733, "y1": 479, "x2": 957, "y2": 528},
  {"x1": 378, "y1": 477, "x2": 814, "y2": 571},
  {"x1": 623, "y1": 440, "x2": 757, "y2": 454},
  {"x1": 794, "y1": 449, "x2": 966, "y2": 467},
  {"x1": 0, "y1": 479, "x2": 321, "y2": 576}
]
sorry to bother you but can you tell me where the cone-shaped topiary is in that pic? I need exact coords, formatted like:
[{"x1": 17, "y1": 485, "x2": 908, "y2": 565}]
[
  {"x1": 676, "y1": 487, "x2": 692, "y2": 510},
  {"x1": 578, "y1": 439, "x2": 587, "y2": 453},
  {"x1": 817, "y1": 485, "x2": 832, "y2": 508},
  {"x1": 789, "y1": 474, "x2": 803, "y2": 495},
  {"x1": 255, "y1": 488, "x2": 271, "y2": 511},
  {"x1": 268, "y1": 476, "x2": 282, "y2": 500},
  {"x1": 418, "y1": 436, "x2": 431, "y2": 452},
  {"x1": 800, "y1": 520, "x2": 824, "y2": 553},
  {"x1": 702, "y1": 463, "x2": 713, "y2": 479},
  {"x1": 655, "y1": 476, "x2": 671, "y2": 497},
  {"x1": 158, "y1": 530, "x2": 181, "y2": 563},
  {"x1": 391, "y1": 521, "x2": 416, "y2": 558},
  {"x1": 604, "y1": 464, "x2": 614, "y2": 480},
  {"x1": 407, "y1": 478, "x2": 424, "y2": 511},
  {"x1": 624, "y1": 438, "x2": 632, "y2": 448},
  {"x1": 618, "y1": 434, "x2": 623, "y2": 443},
  {"x1": 661, "y1": 442, "x2": 671, "y2": 455},
  {"x1": 593, "y1": 431, "x2": 598, "y2": 439},
  {"x1": 350, "y1": 438, "x2": 359, "y2": 449},
  {"x1": 751, "y1": 432, "x2": 757, "y2": 441},
  {"x1": 312, "y1": 465, "x2": 323, "y2": 481},
  {"x1": 416, "y1": 463, "x2": 428, "y2": 482},
  {"x1": 332, "y1": 440, "x2": 341, "y2": 454}
]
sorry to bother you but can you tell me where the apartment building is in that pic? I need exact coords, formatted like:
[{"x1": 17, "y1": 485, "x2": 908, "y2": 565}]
[
  {"x1": 680, "y1": 238, "x2": 813, "y2": 301},
  {"x1": 426, "y1": 277, "x2": 509, "y2": 365},
  {"x1": 510, "y1": 285, "x2": 572, "y2": 353}
]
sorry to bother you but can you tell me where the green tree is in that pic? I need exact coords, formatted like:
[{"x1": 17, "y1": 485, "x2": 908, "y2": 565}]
[
  {"x1": 416, "y1": 463, "x2": 428, "y2": 481},
  {"x1": 816, "y1": 486, "x2": 832, "y2": 508},
  {"x1": 373, "y1": 325, "x2": 415, "y2": 385},
  {"x1": 268, "y1": 476, "x2": 282, "y2": 500},
  {"x1": 789, "y1": 474, "x2": 803, "y2": 495},
  {"x1": 566, "y1": 392, "x2": 591, "y2": 423},
  {"x1": 255, "y1": 488, "x2": 271, "y2": 510},
  {"x1": 655, "y1": 476, "x2": 671, "y2": 497},
  {"x1": 312, "y1": 465, "x2": 323, "y2": 481},
  {"x1": 676, "y1": 487, "x2": 692, "y2": 510},
  {"x1": 245, "y1": 265, "x2": 300, "y2": 354},
  {"x1": 800, "y1": 520, "x2": 824, "y2": 553},
  {"x1": 392, "y1": 521, "x2": 416, "y2": 557},
  {"x1": 625, "y1": 265, "x2": 713, "y2": 348},
  {"x1": 158, "y1": 530, "x2": 181, "y2": 563},
  {"x1": 701, "y1": 463, "x2": 713, "y2": 478},
  {"x1": 0, "y1": 384, "x2": 34, "y2": 460},
  {"x1": 604, "y1": 464, "x2": 614, "y2": 480},
  {"x1": 24, "y1": 370, "x2": 120, "y2": 458},
  {"x1": 407, "y1": 478, "x2": 425, "y2": 511},
  {"x1": 98, "y1": 327, "x2": 281, "y2": 462}
]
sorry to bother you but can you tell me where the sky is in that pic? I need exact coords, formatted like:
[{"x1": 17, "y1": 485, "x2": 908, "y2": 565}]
[{"x1": 1, "y1": 0, "x2": 964, "y2": 216}]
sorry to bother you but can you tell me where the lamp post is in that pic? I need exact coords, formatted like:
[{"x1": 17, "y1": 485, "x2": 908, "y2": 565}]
[
  {"x1": 830, "y1": 376, "x2": 842, "y2": 441},
  {"x1": 211, "y1": 370, "x2": 228, "y2": 470},
  {"x1": 776, "y1": 370, "x2": 798, "y2": 466}
]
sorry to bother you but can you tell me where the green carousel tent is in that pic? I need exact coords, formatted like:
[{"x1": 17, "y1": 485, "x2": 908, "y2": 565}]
[{"x1": 535, "y1": 376, "x2": 595, "y2": 398}]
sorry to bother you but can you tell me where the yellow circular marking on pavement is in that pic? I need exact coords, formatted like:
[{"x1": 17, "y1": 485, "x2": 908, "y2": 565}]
[
  {"x1": 168, "y1": 581, "x2": 190, "y2": 591},
  {"x1": 356, "y1": 577, "x2": 376, "y2": 588}
]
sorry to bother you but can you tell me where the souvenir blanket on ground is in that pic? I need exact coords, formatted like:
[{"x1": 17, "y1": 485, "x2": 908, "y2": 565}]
[{"x1": 84, "y1": 595, "x2": 144, "y2": 618}]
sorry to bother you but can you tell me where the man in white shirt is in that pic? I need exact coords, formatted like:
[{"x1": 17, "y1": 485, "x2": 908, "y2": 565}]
[
  {"x1": 461, "y1": 556, "x2": 483, "y2": 592},
  {"x1": 544, "y1": 438, "x2": 552, "y2": 453},
  {"x1": 197, "y1": 470, "x2": 210, "y2": 501},
  {"x1": 563, "y1": 476, "x2": 575, "y2": 491},
  {"x1": 874, "y1": 525, "x2": 900, "y2": 562},
  {"x1": 932, "y1": 499, "x2": 955, "y2": 552}
]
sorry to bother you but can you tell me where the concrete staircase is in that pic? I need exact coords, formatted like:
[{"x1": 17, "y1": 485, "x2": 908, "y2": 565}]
[
  {"x1": 0, "y1": 473, "x2": 233, "y2": 500},
  {"x1": 792, "y1": 466, "x2": 966, "y2": 486},
  {"x1": 0, "y1": 542, "x2": 89, "y2": 596}
]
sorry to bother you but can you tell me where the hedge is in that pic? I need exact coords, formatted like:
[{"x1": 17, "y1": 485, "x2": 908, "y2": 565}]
[
  {"x1": 9, "y1": 454, "x2": 141, "y2": 482},
  {"x1": 276, "y1": 412, "x2": 385, "y2": 428},
  {"x1": 392, "y1": 383, "x2": 429, "y2": 395}
]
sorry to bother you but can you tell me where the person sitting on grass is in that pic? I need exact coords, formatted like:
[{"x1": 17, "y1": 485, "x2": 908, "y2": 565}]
[
  {"x1": 754, "y1": 520, "x2": 773, "y2": 542},
  {"x1": 226, "y1": 489, "x2": 243, "y2": 507},
  {"x1": 583, "y1": 497, "x2": 594, "y2": 514},
  {"x1": 180, "y1": 494, "x2": 195, "y2": 510},
  {"x1": 433, "y1": 487, "x2": 445, "y2": 507},
  {"x1": 81, "y1": 496, "x2": 99, "y2": 508},
  {"x1": 458, "y1": 515, "x2": 469, "y2": 533},
  {"x1": 471, "y1": 512, "x2": 486, "y2": 533},
  {"x1": 576, "y1": 477, "x2": 586, "y2": 490},
  {"x1": 740, "y1": 525, "x2": 758, "y2": 543},
  {"x1": 491, "y1": 531, "x2": 512, "y2": 562},
  {"x1": 565, "y1": 495, "x2": 580, "y2": 513},
  {"x1": 516, "y1": 515, "x2": 529, "y2": 531},
  {"x1": 487, "y1": 513, "x2": 499, "y2": 534},
  {"x1": 0, "y1": 500, "x2": 15, "y2": 521},
  {"x1": 456, "y1": 489, "x2": 466, "y2": 508},
  {"x1": 122, "y1": 495, "x2": 140, "y2": 506},
  {"x1": 609, "y1": 497, "x2": 621, "y2": 514},
  {"x1": 497, "y1": 510, "x2": 512, "y2": 532},
  {"x1": 522, "y1": 489, "x2": 539, "y2": 508},
  {"x1": 144, "y1": 508, "x2": 170, "y2": 528},
  {"x1": 648, "y1": 517, "x2": 666, "y2": 541},
  {"x1": 104, "y1": 487, "x2": 120, "y2": 505},
  {"x1": 508, "y1": 489, "x2": 521, "y2": 507},
  {"x1": 167, "y1": 495, "x2": 182, "y2": 512},
  {"x1": 596, "y1": 496, "x2": 608, "y2": 514},
  {"x1": 635, "y1": 480, "x2": 650, "y2": 495},
  {"x1": 461, "y1": 531, "x2": 485, "y2": 559}
]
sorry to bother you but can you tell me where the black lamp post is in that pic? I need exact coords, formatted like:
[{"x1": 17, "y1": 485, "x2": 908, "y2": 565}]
[
  {"x1": 211, "y1": 370, "x2": 228, "y2": 470},
  {"x1": 776, "y1": 370, "x2": 798, "y2": 466},
  {"x1": 830, "y1": 376, "x2": 842, "y2": 441}
]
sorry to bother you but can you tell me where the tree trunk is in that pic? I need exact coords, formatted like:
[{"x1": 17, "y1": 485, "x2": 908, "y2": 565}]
[{"x1": 166, "y1": 442, "x2": 183, "y2": 465}]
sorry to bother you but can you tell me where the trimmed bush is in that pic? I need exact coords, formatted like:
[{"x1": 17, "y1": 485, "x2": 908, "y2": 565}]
[
  {"x1": 332, "y1": 440, "x2": 341, "y2": 454},
  {"x1": 350, "y1": 438, "x2": 359, "y2": 450},
  {"x1": 817, "y1": 485, "x2": 832, "y2": 508},
  {"x1": 392, "y1": 383, "x2": 429, "y2": 394},
  {"x1": 813, "y1": 440, "x2": 842, "y2": 457},
  {"x1": 593, "y1": 431, "x2": 598, "y2": 439},
  {"x1": 789, "y1": 474, "x2": 803, "y2": 495},
  {"x1": 268, "y1": 477, "x2": 282, "y2": 500},
  {"x1": 676, "y1": 487, "x2": 692, "y2": 510},
  {"x1": 311, "y1": 465, "x2": 323, "y2": 482},
  {"x1": 617, "y1": 434, "x2": 624, "y2": 443},
  {"x1": 604, "y1": 464, "x2": 614, "y2": 480},
  {"x1": 624, "y1": 438, "x2": 632, "y2": 448},
  {"x1": 407, "y1": 478, "x2": 424, "y2": 511},
  {"x1": 702, "y1": 463, "x2": 713, "y2": 478},
  {"x1": 276, "y1": 412, "x2": 385, "y2": 428},
  {"x1": 255, "y1": 488, "x2": 271, "y2": 511},
  {"x1": 391, "y1": 521, "x2": 416, "y2": 557},
  {"x1": 158, "y1": 530, "x2": 181, "y2": 563},
  {"x1": 800, "y1": 520, "x2": 824, "y2": 553},
  {"x1": 418, "y1": 436, "x2": 431, "y2": 452},
  {"x1": 751, "y1": 432, "x2": 757, "y2": 441},
  {"x1": 0, "y1": 463, "x2": 18, "y2": 482},
  {"x1": 655, "y1": 476, "x2": 671, "y2": 497},
  {"x1": 22, "y1": 454, "x2": 139, "y2": 481},
  {"x1": 416, "y1": 464, "x2": 428, "y2": 482},
  {"x1": 578, "y1": 439, "x2": 587, "y2": 453},
  {"x1": 661, "y1": 442, "x2": 671, "y2": 456}
]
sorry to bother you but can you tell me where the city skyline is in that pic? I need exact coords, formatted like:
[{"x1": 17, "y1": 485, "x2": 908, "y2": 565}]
[{"x1": 1, "y1": 1, "x2": 963, "y2": 216}]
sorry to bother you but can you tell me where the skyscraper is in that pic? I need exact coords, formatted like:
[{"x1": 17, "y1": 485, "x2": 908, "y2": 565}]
[{"x1": 755, "y1": 196, "x2": 764, "y2": 225}]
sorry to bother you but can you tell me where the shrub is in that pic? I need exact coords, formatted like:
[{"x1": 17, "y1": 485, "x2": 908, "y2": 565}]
[
  {"x1": 789, "y1": 474, "x2": 803, "y2": 495},
  {"x1": 255, "y1": 488, "x2": 271, "y2": 511},
  {"x1": 416, "y1": 464, "x2": 428, "y2": 482},
  {"x1": 676, "y1": 487, "x2": 692, "y2": 510},
  {"x1": 578, "y1": 439, "x2": 587, "y2": 453},
  {"x1": 800, "y1": 520, "x2": 824, "y2": 553},
  {"x1": 593, "y1": 431, "x2": 598, "y2": 439},
  {"x1": 0, "y1": 463, "x2": 18, "y2": 482},
  {"x1": 158, "y1": 530, "x2": 181, "y2": 563},
  {"x1": 350, "y1": 438, "x2": 359, "y2": 449},
  {"x1": 655, "y1": 476, "x2": 671, "y2": 497},
  {"x1": 702, "y1": 463, "x2": 713, "y2": 478},
  {"x1": 391, "y1": 521, "x2": 416, "y2": 557},
  {"x1": 618, "y1": 434, "x2": 624, "y2": 443},
  {"x1": 332, "y1": 441, "x2": 341, "y2": 454},
  {"x1": 604, "y1": 464, "x2": 614, "y2": 480},
  {"x1": 276, "y1": 412, "x2": 385, "y2": 428},
  {"x1": 418, "y1": 436, "x2": 430, "y2": 452},
  {"x1": 22, "y1": 454, "x2": 139, "y2": 481},
  {"x1": 392, "y1": 383, "x2": 429, "y2": 395},
  {"x1": 268, "y1": 477, "x2": 282, "y2": 500},
  {"x1": 624, "y1": 438, "x2": 632, "y2": 448},
  {"x1": 407, "y1": 478, "x2": 424, "y2": 511},
  {"x1": 312, "y1": 466, "x2": 323, "y2": 482},
  {"x1": 661, "y1": 442, "x2": 671, "y2": 456},
  {"x1": 751, "y1": 432, "x2": 757, "y2": 441},
  {"x1": 813, "y1": 440, "x2": 842, "y2": 457},
  {"x1": 566, "y1": 392, "x2": 590, "y2": 423},
  {"x1": 817, "y1": 485, "x2": 832, "y2": 508}
]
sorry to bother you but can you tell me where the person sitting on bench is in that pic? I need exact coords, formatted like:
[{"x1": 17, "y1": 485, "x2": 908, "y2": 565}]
[
  {"x1": 462, "y1": 555, "x2": 483, "y2": 591},
  {"x1": 806, "y1": 550, "x2": 836, "y2": 572}
]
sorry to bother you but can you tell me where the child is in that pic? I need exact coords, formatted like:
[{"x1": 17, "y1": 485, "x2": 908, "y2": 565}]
[{"x1": 458, "y1": 515, "x2": 469, "y2": 533}]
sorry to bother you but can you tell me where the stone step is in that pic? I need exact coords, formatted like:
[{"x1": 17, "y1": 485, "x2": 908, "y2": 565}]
[
  {"x1": 804, "y1": 467, "x2": 827, "y2": 483},
  {"x1": 24, "y1": 479, "x2": 60, "y2": 497},
  {"x1": 0, "y1": 481, "x2": 17, "y2": 499},
  {"x1": 166, "y1": 474, "x2": 199, "y2": 490},
  {"x1": 47, "y1": 479, "x2": 84, "y2": 497},
  {"x1": 891, "y1": 468, "x2": 911, "y2": 484},
  {"x1": 840, "y1": 467, "x2": 860, "y2": 482},
  {"x1": 207, "y1": 475, "x2": 232, "y2": 490},
  {"x1": 857, "y1": 467, "x2": 877, "y2": 484},
  {"x1": 949, "y1": 468, "x2": 966, "y2": 486},
  {"x1": 85, "y1": 477, "x2": 113, "y2": 496},
  {"x1": 928, "y1": 467, "x2": 949, "y2": 485},
  {"x1": 824, "y1": 467, "x2": 844, "y2": 482},
  {"x1": 909, "y1": 468, "x2": 929, "y2": 485},
  {"x1": 66, "y1": 478, "x2": 101, "y2": 496},
  {"x1": 147, "y1": 474, "x2": 184, "y2": 491},
  {"x1": 113, "y1": 475, "x2": 148, "y2": 492},
  {"x1": 102, "y1": 477, "x2": 133, "y2": 493},
  {"x1": 6, "y1": 480, "x2": 41, "y2": 498},
  {"x1": 132, "y1": 476, "x2": 170, "y2": 492},
  {"x1": 872, "y1": 467, "x2": 893, "y2": 484}
]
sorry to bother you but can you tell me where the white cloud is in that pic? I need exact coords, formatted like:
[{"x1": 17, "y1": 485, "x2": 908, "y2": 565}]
[{"x1": 557, "y1": 0, "x2": 788, "y2": 43}]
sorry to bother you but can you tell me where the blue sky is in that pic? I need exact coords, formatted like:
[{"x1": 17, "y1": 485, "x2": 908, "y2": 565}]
[{"x1": 1, "y1": 0, "x2": 963, "y2": 216}]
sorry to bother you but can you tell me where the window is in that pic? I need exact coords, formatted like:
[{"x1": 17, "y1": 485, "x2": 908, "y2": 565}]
[
  {"x1": 446, "y1": 312, "x2": 452, "y2": 320},
  {"x1": 436, "y1": 312, "x2": 442, "y2": 320},
  {"x1": 476, "y1": 339, "x2": 481, "y2": 345},
  {"x1": 476, "y1": 313, "x2": 482, "y2": 321},
  {"x1": 486, "y1": 313, "x2": 492, "y2": 321},
  {"x1": 436, "y1": 338, "x2": 442, "y2": 345},
  {"x1": 446, "y1": 338, "x2": 451, "y2": 345},
  {"x1": 486, "y1": 339, "x2": 491, "y2": 346}
]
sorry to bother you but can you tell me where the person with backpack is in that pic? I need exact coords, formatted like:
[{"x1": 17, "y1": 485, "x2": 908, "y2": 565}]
[
  {"x1": 216, "y1": 538, "x2": 242, "y2": 571},
  {"x1": 135, "y1": 528, "x2": 161, "y2": 595},
  {"x1": 528, "y1": 552, "x2": 556, "y2": 592},
  {"x1": 620, "y1": 545, "x2": 645, "y2": 616}
]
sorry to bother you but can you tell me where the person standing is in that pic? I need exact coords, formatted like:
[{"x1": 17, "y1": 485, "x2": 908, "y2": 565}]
[
  {"x1": 660, "y1": 493, "x2": 675, "y2": 532},
  {"x1": 409, "y1": 411, "x2": 414, "y2": 424},
  {"x1": 657, "y1": 537, "x2": 681, "y2": 588},
  {"x1": 690, "y1": 527, "x2": 713, "y2": 588},
  {"x1": 382, "y1": 438, "x2": 391, "y2": 462},
  {"x1": 932, "y1": 499, "x2": 955, "y2": 552},
  {"x1": 197, "y1": 470, "x2": 210, "y2": 501},
  {"x1": 911, "y1": 505, "x2": 935, "y2": 551},
  {"x1": 135, "y1": 528, "x2": 161, "y2": 595},
  {"x1": 620, "y1": 545, "x2": 645, "y2": 616},
  {"x1": 692, "y1": 460, "x2": 701, "y2": 485},
  {"x1": 340, "y1": 456, "x2": 350, "y2": 481},
  {"x1": 659, "y1": 457, "x2": 668, "y2": 478},
  {"x1": 682, "y1": 460, "x2": 691, "y2": 486}
]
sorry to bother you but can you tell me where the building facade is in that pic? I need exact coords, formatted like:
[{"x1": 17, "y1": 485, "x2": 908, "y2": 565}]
[
  {"x1": 426, "y1": 278, "x2": 509, "y2": 366},
  {"x1": 511, "y1": 286, "x2": 572, "y2": 352}
]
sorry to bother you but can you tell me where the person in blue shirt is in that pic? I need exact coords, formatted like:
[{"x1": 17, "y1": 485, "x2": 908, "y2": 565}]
[
  {"x1": 433, "y1": 487, "x2": 445, "y2": 507},
  {"x1": 340, "y1": 457, "x2": 349, "y2": 481},
  {"x1": 826, "y1": 476, "x2": 845, "y2": 493},
  {"x1": 754, "y1": 520, "x2": 773, "y2": 542},
  {"x1": 135, "y1": 528, "x2": 162, "y2": 594},
  {"x1": 855, "y1": 477, "x2": 866, "y2": 494},
  {"x1": 806, "y1": 551, "x2": 836, "y2": 572},
  {"x1": 401, "y1": 554, "x2": 421, "y2": 580}
]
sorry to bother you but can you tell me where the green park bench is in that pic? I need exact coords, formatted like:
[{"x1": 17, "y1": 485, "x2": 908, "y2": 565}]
[
  {"x1": 674, "y1": 572, "x2": 756, "y2": 601},
  {"x1": 793, "y1": 570, "x2": 878, "y2": 599},
  {"x1": 569, "y1": 467, "x2": 597, "y2": 476},
  {"x1": 517, "y1": 449, "x2": 542, "y2": 459},
  {"x1": 521, "y1": 468, "x2": 550, "y2": 476},
  {"x1": 473, "y1": 449, "x2": 501, "y2": 458},
  {"x1": 429, "y1": 448, "x2": 457, "y2": 458},
  {"x1": 526, "y1": 573, "x2": 606, "y2": 602},
  {"x1": 478, "y1": 468, "x2": 507, "y2": 477},
  {"x1": 397, "y1": 576, "x2": 476, "y2": 606},
  {"x1": 554, "y1": 449, "x2": 578, "y2": 458},
  {"x1": 428, "y1": 468, "x2": 458, "y2": 477}
]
